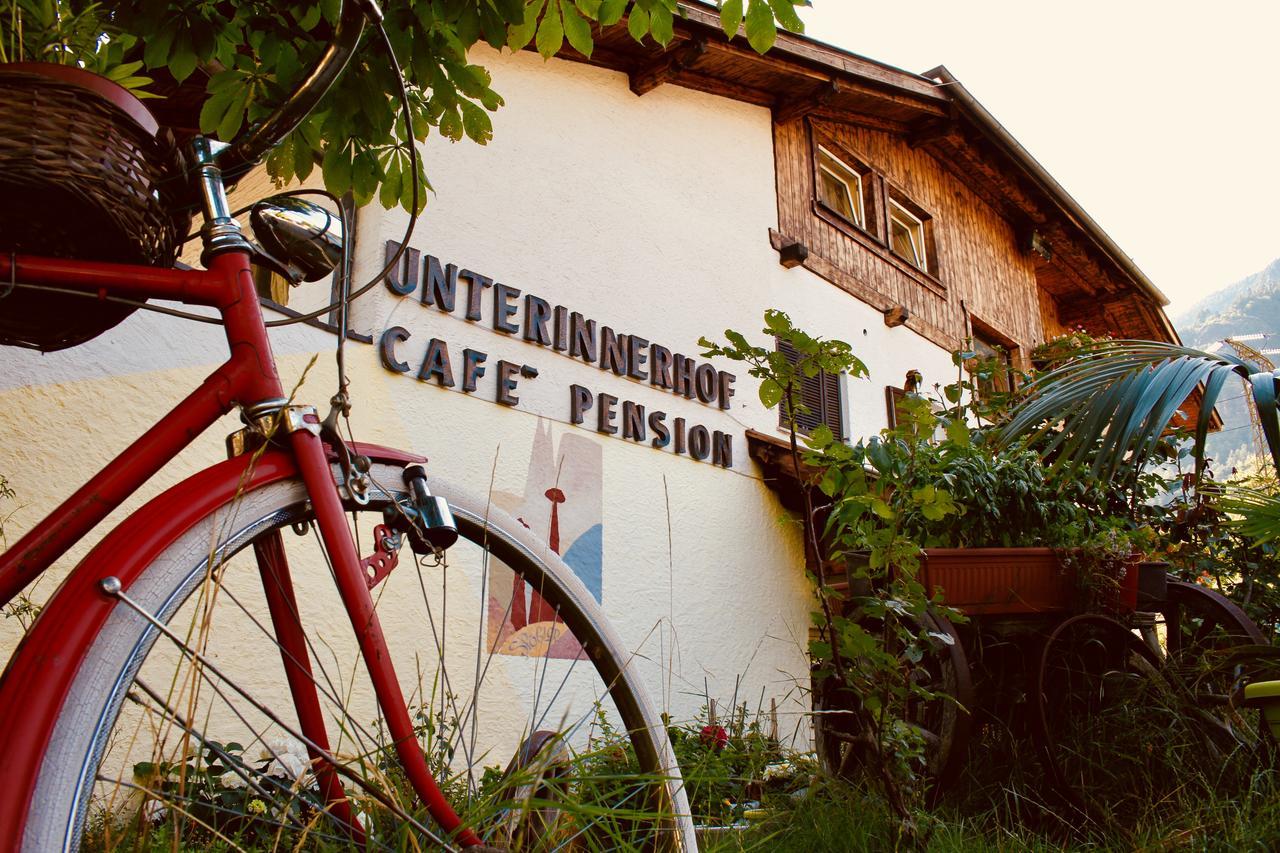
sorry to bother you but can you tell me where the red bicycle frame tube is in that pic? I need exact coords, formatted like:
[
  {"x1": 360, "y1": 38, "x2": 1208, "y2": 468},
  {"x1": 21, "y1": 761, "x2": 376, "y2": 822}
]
[
  {"x1": 0, "y1": 252, "x2": 283, "y2": 603},
  {"x1": 0, "y1": 251, "x2": 479, "y2": 846}
]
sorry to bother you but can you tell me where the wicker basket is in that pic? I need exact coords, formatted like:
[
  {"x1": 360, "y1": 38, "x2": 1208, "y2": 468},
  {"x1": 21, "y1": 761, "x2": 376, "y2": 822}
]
[{"x1": 0, "y1": 64, "x2": 193, "y2": 351}]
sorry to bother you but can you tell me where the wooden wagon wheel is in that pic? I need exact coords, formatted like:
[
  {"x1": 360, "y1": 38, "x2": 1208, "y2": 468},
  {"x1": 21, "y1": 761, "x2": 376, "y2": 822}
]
[
  {"x1": 1138, "y1": 580, "x2": 1274, "y2": 751},
  {"x1": 1031, "y1": 613, "x2": 1167, "y2": 826},
  {"x1": 814, "y1": 608, "x2": 974, "y2": 795}
]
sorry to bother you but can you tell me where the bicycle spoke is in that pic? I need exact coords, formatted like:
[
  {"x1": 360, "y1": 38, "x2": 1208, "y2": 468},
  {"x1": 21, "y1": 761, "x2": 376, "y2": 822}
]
[
  {"x1": 98, "y1": 576, "x2": 457, "y2": 850},
  {"x1": 213, "y1": 567, "x2": 381, "y2": 760}
]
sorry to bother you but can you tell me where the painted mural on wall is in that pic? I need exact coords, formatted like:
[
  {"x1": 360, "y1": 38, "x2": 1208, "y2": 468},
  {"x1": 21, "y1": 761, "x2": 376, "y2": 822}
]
[{"x1": 487, "y1": 420, "x2": 602, "y2": 658}]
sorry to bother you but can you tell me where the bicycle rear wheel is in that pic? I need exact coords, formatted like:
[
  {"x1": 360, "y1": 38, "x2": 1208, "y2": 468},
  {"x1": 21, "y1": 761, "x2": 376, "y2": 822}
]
[{"x1": 24, "y1": 462, "x2": 693, "y2": 851}]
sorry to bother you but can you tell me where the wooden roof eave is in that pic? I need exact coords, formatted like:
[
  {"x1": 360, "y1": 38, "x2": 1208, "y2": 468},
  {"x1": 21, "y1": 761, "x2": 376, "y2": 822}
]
[{"x1": 922, "y1": 66, "x2": 1170, "y2": 311}]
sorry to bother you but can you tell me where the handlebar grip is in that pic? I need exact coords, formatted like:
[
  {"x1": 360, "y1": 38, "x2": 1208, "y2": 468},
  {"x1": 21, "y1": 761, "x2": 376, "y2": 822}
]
[{"x1": 215, "y1": 0, "x2": 371, "y2": 177}]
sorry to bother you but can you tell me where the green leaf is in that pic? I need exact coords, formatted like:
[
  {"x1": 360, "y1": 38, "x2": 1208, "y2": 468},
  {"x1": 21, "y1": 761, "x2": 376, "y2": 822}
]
[
  {"x1": 649, "y1": 4, "x2": 674, "y2": 44},
  {"x1": 627, "y1": 6, "x2": 650, "y2": 43},
  {"x1": 352, "y1": 150, "x2": 379, "y2": 207},
  {"x1": 379, "y1": 154, "x2": 403, "y2": 209},
  {"x1": 719, "y1": 0, "x2": 744, "y2": 37},
  {"x1": 759, "y1": 378, "x2": 783, "y2": 409},
  {"x1": 744, "y1": 0, "x2": 777, "y2": 53},
  {"x1": 809, "y1": 422, "x2": 833, "y2": 449},
  {"x1": 214, "y1": 87, "x2": 249, "y2": 141},
  {"x1": 561, "y1": 0, "x2": 595, "y2": 56},
  {"x1": 508, "y1": 0, "x2": 544, "y2": 50},
  {"x1": 294, "y1": 132, "x2": 315, "y2": 180},
  {"x1": 439, "y1": 105, "x2": 463, "y2": 141},
  {"x1": 494, "y1": 0, "x2": 528, "y2": 18},
  {"x1": 767, "y1": 0, "x2": 805, "y2": 32},
  {"x1": 575, "y1": 0, "x2": 603, "y2": 16},
  {"x1": 103, "y1": 61, "x2": 144, "y2": 81},
  {"x1": 536, "y1": 0, "x2": 565, "y2": 57},
  {"x1": 294, "y1": 4, "x2": 322, "y2": 31},
  {"x1": 599, "y1": 0, "x2": 628, "y2": 25},
  {"x1": 764, "y1": 309, "x2": 792, "y2": 335},
  {"x1": 169, "y1": 48, "x2": 198, "y2": 84},
  {"x1": 460, "y1": 101, "x2": 494, "y2": 144},
  {"x1": 945, "y1": 418, "x2": 971, "y2": 448},
  {"x1": 142, "y1": 29, "x2": 175, "y2": 69},
  {"x1": 322, "y1": 143, "x2": 353, "y2": 197}
]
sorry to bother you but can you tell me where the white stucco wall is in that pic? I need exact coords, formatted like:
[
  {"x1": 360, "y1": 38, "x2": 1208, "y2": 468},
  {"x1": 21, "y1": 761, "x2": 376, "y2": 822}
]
[{"x1": 0, "y1": 45, "x2": 955, "y2": 755}]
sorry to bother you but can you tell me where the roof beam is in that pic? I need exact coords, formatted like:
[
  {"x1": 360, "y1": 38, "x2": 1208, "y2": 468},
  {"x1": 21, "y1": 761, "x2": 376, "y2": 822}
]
[
  {"x1": 773, "y1": 79, "x2": 840, "y2": 125},
  {"x1": 629, "y1": 38, "x2": 708, "y2": 96}
]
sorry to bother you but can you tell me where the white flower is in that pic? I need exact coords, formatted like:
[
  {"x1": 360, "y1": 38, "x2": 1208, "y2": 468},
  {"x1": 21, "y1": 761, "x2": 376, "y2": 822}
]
[
  {"x1": 259, "y1": 735, "x2": 310, "y2": 782},
  {"x1": 762, "y1": 761, "x2": 794, "y2": 781},
  {"x1": 219, "y1": 770, "x2": 248, "y2": 789}
]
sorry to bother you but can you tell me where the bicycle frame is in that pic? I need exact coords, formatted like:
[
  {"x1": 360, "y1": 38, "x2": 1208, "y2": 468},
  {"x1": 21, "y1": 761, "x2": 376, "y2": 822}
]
[{"x1": 0, "y1": 250, "x2": 482, "y2": 847}]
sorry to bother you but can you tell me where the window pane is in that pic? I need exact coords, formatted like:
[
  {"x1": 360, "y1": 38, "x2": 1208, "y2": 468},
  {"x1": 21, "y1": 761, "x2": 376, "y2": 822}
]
[
  {"x1": 817, "y1": 149, "x2": 863, "y2": 228},
  {"x1": 819, "y1": 169, "x2": 857, "y2": 223},
  {"x1": 889, "y1": 202, "x2": 925, "y2": 269}
]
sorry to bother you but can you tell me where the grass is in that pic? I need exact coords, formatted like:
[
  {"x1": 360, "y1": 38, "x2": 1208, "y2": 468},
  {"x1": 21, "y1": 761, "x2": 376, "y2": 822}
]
[{"x1": 82, "y1": 689, "x2": 1280, "y2": 852}]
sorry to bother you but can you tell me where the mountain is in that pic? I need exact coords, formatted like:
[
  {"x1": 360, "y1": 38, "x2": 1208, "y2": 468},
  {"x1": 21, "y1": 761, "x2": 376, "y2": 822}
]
[
  {"x1": 1176, "y1": 257, "x2": 1280, "y2": 345},
  {"x1": 1172, "y1": 256, "x2": 1280, "y2": 472}
]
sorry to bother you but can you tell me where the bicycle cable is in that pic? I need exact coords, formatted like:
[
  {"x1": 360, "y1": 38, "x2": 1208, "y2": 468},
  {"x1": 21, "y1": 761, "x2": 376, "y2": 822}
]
[{"x1": 322, "y1": 9, "x2": 420, "y2": 496}]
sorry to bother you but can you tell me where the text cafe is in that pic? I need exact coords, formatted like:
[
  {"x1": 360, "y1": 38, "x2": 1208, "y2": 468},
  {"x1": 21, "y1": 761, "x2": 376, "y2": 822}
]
[{"x1": 376, "y1": 241, "x2": 737, "y2": 468}]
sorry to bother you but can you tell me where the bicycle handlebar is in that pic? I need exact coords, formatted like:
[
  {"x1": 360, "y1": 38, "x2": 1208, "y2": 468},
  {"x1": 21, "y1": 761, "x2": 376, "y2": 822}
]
[{"x1": 215, "y1": 0, "x2": 375, "y2": 176}]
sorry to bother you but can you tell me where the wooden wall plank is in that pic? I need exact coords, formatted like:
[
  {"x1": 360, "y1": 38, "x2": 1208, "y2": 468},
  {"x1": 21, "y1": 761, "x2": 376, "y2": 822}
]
[{"x1": 775, "y1": 117, "x2": 1047, "y2": 356}]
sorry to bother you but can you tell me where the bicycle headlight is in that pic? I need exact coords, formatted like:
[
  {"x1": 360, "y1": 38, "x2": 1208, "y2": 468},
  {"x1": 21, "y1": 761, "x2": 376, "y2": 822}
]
[{"x1": 250, "y1": 196, "x2": 344, "y2": 283}]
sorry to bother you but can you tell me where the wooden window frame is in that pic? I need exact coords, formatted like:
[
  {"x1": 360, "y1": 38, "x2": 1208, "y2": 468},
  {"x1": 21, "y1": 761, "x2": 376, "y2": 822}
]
[
  {"x1": 816, "y1": 145, "x2": 867, "y2": 229},
  {"x1": 811, "y1": 136, "x2": 876, "y2": 238},
  {"x1": 885, "y1": 386, "x2": 908, "y2": 430},
  {"x1": 888, "y1": 198, "x2": 927, "y2": 270},
  {"x1": 968, "y1": 316, "x2": 1019, "y2": 398},
  {"x1": 776, "y1": 337, "x2": 845, "y2": 440},
  {"x1": 806, "y1": 122, "x2": 945, "y2": 293}
]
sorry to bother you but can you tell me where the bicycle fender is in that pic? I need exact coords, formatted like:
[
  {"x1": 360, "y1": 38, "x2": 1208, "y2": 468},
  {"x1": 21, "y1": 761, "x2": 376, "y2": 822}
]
[{"x1": 0, "y1": 440, "x2": 422, "y2": 846}]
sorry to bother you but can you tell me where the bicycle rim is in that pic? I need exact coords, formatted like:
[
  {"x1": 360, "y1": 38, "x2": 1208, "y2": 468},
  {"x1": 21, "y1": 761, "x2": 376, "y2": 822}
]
[{"x1": 26, "y1": 463, "x2": 693, "y2": 851}]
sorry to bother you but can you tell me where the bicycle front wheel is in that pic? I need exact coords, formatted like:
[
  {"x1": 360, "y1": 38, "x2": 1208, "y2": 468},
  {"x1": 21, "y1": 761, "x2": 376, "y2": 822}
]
[{"x1": 24, "y1": 461, "x2": 694, "y2": 851}]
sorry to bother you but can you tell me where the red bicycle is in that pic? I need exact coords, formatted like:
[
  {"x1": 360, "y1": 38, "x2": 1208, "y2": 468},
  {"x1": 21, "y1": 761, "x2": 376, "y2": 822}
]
[{"x1": 0, "y1": 2, "x2": 693, "y2": 849}]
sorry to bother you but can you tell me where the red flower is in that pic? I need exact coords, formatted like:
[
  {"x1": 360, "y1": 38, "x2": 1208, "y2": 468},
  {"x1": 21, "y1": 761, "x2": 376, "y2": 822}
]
[{"x1": 699, "y1": 724, "x2": 729, "y2": 751}]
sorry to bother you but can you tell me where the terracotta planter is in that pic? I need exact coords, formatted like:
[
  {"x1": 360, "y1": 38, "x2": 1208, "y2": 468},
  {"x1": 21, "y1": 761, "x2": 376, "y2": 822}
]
[
  {"x1": 921, "y1": 548, "x2": 1069, "y2": 615},
  {"x1": 3, "y1": 61, "x2": 159, "y2": 134},
  {"x1": 920, "y1": 548, "x2": 1140, "y2": 616}
]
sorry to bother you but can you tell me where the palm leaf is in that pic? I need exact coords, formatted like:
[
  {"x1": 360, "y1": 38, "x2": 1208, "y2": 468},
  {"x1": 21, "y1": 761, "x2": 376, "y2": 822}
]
[
  {"x1": 1219, "y1": 486, "x2": 1280, "y2": 546},
  {"x1": 999, "y1": 340, "x2": 1280, "y2": 481}
]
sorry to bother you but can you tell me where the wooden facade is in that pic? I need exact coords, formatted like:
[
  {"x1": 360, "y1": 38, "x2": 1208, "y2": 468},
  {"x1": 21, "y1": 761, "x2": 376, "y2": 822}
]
[
  {"x1": 773, "y1": 117, "x2": 1044, "y2": 356},
  {"x1": 540, "y1": 4, "x2": 1210, "y2": 421}
]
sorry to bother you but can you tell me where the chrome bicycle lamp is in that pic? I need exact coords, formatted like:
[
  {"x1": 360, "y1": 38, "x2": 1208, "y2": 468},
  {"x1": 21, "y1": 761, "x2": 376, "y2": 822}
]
[
  {"x1": 249, "y1": 195, "x2": 344, "y2": 283},
  {"x1": 387, "y1": 463, "x2": 459, "y2": 555}
]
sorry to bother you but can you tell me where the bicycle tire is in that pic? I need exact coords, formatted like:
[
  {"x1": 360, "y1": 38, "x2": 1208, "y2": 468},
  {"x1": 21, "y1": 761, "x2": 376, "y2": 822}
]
[{"x1": 22, "y1": 463, "x2": 695, "y2": 851}]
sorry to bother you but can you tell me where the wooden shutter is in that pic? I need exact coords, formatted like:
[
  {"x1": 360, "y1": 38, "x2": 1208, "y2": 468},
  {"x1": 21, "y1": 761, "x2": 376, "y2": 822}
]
[{"x1": 778, "y1": 339, "x2": 843, "y2": 438}]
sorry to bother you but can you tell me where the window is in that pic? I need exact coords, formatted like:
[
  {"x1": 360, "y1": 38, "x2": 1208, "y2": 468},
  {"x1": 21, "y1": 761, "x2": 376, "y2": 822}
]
[
  {"x1": 889, "y1": 199, "x2": 927, "y2": 270},
  {"x1": 970, "y1": 322, "x2": 1017, "y2": 398},
  {"x1": 807, "y1": 125, "x2": 941, "y2": 285},
  {"x1": 816, "y1": 146, "x2": 865, "y2": 228},
  {"x1": 777, "y1": 338, "x2": 844, "y2": 439},
  {"x1": 885, "y1": 386, "x2": 908, "y2": 429}
]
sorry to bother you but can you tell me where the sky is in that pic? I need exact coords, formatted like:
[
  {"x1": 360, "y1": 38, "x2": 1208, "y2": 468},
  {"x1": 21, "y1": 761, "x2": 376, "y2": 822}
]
[{"x1": 798, "y1": 1, "x2": 1280, "y2": 318}]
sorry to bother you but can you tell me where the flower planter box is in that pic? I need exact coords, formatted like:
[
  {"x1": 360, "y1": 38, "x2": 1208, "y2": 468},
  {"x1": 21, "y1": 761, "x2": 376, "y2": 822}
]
[{"x1": 921, "y1": 548, "x2": 1139, "y2": 616}]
